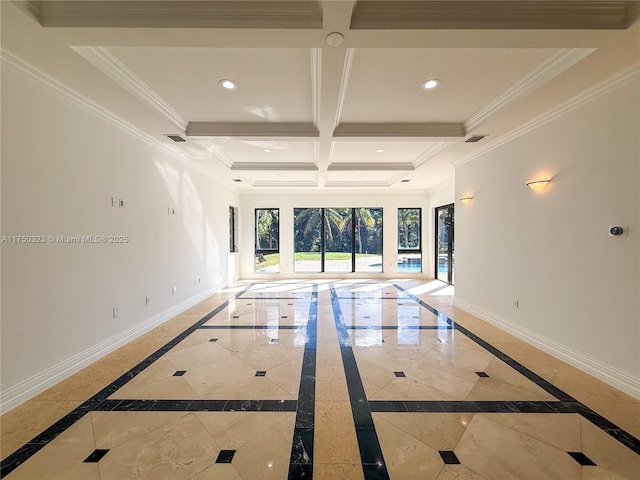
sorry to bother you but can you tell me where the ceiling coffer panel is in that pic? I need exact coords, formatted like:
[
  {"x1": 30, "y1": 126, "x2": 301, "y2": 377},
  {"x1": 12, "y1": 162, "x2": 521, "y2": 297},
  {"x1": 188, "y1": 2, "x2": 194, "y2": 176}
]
[
  {"x1": 36, "y1": 1, "x2": 324, "y2": 29},
  {"x1": 350, "y1": 1, "x2": 638, "y2": 30}
]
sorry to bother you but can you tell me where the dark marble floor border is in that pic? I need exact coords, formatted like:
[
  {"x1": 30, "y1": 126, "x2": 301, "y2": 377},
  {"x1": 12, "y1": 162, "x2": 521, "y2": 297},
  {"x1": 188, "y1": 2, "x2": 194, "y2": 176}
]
[
  {"x1": 392, "y1": 284, "x2": 640, "y2": 456},
  {"x1": 236, "y1": 296, "x2": 306, "y2": 300},
  {"x1": 330, "y1": 285, "x2": 390, "y2": 480},
  {"x1": 199, "y1": 325, "x2": 302, "y2": 330},
  {"x1": 0, "y1": 285, "x2": 254, "y2": 477},
  {"x1": 93, "y1": 399, "x2": 298, "y2": 412},
  {"x1": 287, "y1": 284, "x2": 318, "y2": 479},
  {"x1": 370, "y1": 400, "x2": 574, "y2": 414},
  {"x1": 345, "y1": 325, "x2": 453, "y2": 330}
]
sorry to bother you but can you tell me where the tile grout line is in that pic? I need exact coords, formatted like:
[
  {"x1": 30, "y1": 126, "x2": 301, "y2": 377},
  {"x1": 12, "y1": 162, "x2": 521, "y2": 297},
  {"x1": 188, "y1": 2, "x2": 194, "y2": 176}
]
[
  {"x1": 393, "y1": 284, "x2": 640, "y2": 456},
  {"x1": 0, "y1": 286, "x2": 253, "y2": 478},
  {"x1": 287, "y1": 284, "x2": 318, "y2": 479},
  {"x1": 330, "y1": 285, "x2": 390, "y2": 480}
]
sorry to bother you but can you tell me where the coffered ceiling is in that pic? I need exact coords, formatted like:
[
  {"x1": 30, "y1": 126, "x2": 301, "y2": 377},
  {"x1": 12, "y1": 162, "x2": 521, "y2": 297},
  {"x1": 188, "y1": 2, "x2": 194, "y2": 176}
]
[{"x1": 2, "y1": 1, "x2": 639, "y2": 191}]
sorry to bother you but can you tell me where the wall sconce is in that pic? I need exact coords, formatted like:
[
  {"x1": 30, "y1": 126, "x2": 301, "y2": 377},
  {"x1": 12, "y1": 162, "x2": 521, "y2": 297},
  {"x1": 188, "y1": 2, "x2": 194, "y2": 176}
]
[
  {"x1": 526, "y1": 179, "x2": 551, "y2": 191},
  {"x1": 459, "y1": 196, "x2": 473, "y2": 205}
]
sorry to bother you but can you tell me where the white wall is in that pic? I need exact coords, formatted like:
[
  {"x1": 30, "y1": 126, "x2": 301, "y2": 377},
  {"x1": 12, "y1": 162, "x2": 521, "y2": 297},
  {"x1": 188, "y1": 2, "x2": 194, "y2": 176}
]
[
  {"x1": 239, "y1": 191, "x2": 432, "y2": 279},
  {"x1": 454, "y1": 74, "x2": 640, "y2": 396},
  {"x1": 1, "y1": 60, "x2": 238, "y2": 408}
]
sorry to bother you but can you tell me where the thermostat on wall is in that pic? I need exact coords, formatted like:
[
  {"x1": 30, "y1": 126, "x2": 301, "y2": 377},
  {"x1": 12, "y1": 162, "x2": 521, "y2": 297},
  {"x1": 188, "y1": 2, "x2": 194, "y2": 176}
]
[{"x1": 608, "y1": 225, "x2": 627, "y2": 237}]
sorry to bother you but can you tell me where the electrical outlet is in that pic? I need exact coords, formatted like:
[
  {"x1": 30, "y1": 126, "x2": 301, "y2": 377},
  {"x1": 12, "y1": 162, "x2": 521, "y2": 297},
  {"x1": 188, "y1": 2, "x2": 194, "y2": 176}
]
[
  {"x1": 513, "y1": 299, "x2": 519, "y2": 309},
  {"x1": 145, "y1": 296, "x2": 150, "y2": 305},
  {"x1": 112, "y1": 307, "x2": 119, "y2": 318},
  {"x1": 111, "y1": 197, "x2": 117, "y2": 207},
  {"x1": 119, "y1": 198, "x2": 124, "y2": 207}
]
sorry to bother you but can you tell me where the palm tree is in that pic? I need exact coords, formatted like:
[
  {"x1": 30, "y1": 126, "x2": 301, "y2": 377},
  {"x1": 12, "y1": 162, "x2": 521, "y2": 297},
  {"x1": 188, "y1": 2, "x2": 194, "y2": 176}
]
[
  {"x1": 398, "y1": 208, "x2": 420, "y2": 249},
  {"x1": 256, "y1": 209, "x2": 279, "y2": 260},
  {"x1": 344, "y1": 208, "x2": 375, "y2": 253},
  {"x1": 294, "y1": 208, "x2": 345, "y2": 250}
]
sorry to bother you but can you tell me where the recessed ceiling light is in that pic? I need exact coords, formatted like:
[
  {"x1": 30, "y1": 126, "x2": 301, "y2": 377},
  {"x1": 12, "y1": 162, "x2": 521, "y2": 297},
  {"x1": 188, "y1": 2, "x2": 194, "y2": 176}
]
[
  {"x1": 219, "y1": 79, "x2": 237, "y2": 90},
  {"x1": 375, "y1": 149, "x2": 384, "y2": 153},
  {"x1": 421, "y1": 79, "x2": 440, "y2": 90},
  {"x1": 263, "y1": 148, "x2": 271, "y2": 153}
]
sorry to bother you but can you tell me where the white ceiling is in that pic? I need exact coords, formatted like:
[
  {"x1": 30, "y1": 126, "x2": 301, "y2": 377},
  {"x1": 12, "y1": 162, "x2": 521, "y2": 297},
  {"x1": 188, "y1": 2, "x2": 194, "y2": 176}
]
[{"x1": 2, "y1": 1, "x2": 639, "y2": 192}]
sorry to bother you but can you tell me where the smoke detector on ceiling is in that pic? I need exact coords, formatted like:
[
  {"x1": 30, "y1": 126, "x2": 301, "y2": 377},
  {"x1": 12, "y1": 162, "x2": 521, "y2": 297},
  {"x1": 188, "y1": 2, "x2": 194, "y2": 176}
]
[{"x1": 326, "y1": 32, "x2": 344, "y2": 47}]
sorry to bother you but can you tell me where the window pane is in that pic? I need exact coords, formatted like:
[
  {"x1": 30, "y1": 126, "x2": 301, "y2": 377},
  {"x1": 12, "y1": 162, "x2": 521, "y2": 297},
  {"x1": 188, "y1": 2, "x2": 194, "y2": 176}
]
[
  {"x1": 398, "y1": 208, "x2": 421, "y2": 272},
  {"x1": 294, "y1": 208, "x2": 321, "y2": 272},
  {"x1": 255, "y1": 208, "x2": 279, "y2": 272},
  {"x1": 325, "y1": 208, "x2": 352, "y2": 272},
  {"x1": 355, "y1": 208, "x2": 383, "y2": 273}
]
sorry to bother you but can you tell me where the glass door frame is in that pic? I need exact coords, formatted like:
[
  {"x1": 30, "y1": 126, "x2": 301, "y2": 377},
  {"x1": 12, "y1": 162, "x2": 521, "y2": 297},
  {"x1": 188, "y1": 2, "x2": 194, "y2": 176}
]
[{"x1": 434, "y1": 203, "x2": 454, "y2": 284}]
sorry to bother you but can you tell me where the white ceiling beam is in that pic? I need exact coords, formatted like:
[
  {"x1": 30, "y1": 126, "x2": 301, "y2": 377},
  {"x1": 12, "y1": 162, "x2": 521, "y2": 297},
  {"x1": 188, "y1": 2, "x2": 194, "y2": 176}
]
[
  {"x1": 328, "y1": 163, "x2": 414, "y2": 171},
  {"x1": 333, "y1": 123, "x2": 466, "y2": 139},
  {"x1": 231, "y1": 162, "x2": 318, "y2": 171},
  {"x1": 186, "y1": 122, "x2": 319, "y2": 138}
]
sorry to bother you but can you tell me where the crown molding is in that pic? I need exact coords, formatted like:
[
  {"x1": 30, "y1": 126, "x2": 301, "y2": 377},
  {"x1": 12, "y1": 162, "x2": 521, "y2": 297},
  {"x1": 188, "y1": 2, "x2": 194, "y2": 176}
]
[
  {"x1": 465, "y1": 48, "x2": 596, "y2": 133},
  {"x1": 190, "y1": 140, "x2": 234, "y2": 168},
  {"x1": 311, "y1": 48, "x2": 322, "y2": 128},
  {"x1": 314, "y1": 141, "x2": 320, "y2": 167},
  {"x1": 37, "y1": 1, "x2": 323, "y2": 29},
  {"x1": 186, "y1": 122, "x2": 319, "y2": 138},
  {"x1": 334, "y1": 48, "x2": 356, "y2": 130},
  {"x1": 327, "y1": 162, "x2": 414, "y2": 171},
  {"x1": 1, "y1": 48, "x2": 217, "y2": 183},
  {"x1": 71, "y1": 46, "x2": 187, "y2": 131},
  {"x1": 334, "y1": 122, "x2": 465, "y2": 139},
  {"x1": 452, "y1": 63, "x2": 640, "y2": 167},
  {"x1": 231, "y1": 162, "x2": 318, "y2": 171},
  {"x1": 351, "y1": 1, "x2": 636, "y2": 30},
  {"x1": 412, "y1": 141, "x2": 450, "y2": 168}
]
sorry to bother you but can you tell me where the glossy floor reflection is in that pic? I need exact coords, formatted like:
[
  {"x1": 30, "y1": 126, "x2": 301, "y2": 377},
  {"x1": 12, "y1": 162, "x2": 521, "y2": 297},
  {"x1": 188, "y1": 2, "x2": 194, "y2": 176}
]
[{"x1": 1, "y1": 280, "x2": 639, "y2": 480}]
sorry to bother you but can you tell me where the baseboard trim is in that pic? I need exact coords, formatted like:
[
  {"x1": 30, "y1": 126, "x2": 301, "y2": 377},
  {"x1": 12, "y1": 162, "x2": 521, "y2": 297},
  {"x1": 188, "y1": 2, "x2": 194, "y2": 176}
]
[
  {"x1": 0, "y1": 287, "x2": 218, "y2": 414},
  {"x1": 453, "y1": 297, "x2": 640, "y2": 400}
]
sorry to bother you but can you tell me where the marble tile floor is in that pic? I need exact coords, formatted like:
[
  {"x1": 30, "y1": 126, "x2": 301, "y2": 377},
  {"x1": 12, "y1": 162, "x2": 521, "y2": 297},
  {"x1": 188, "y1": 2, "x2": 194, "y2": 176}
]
[{"x1": 1, "y1": 280, "x2": 638, "y2": 479}]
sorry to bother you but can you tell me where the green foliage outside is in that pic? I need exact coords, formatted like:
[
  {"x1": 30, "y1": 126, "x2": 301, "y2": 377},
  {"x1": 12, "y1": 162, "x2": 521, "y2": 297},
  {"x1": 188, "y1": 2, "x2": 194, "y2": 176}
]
[
  {"x1": 293, "y1": 207, "x2": 383, "y2": 255},
  {"x1": 255, "y1": 252, "x2": 380, "y2": 270}
]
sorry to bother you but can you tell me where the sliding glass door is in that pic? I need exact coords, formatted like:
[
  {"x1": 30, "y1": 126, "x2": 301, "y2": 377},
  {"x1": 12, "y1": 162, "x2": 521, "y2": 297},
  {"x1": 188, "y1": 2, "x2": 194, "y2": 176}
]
[
  {"x1": 356, "y1": 208, "x2": 383, "y2": 273},
  {"x1": 324, "y1": 208, "x2": 352, "y2": 272},
  {"x1": 435, "y1": 204, "x2": 454, "y2": 284},
  {"x1": 294, "y1": 208, "x2": 322, "y2": 272},
  {"x1": 294, "y1": 207, "x2": 383, "y2": 273}
]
